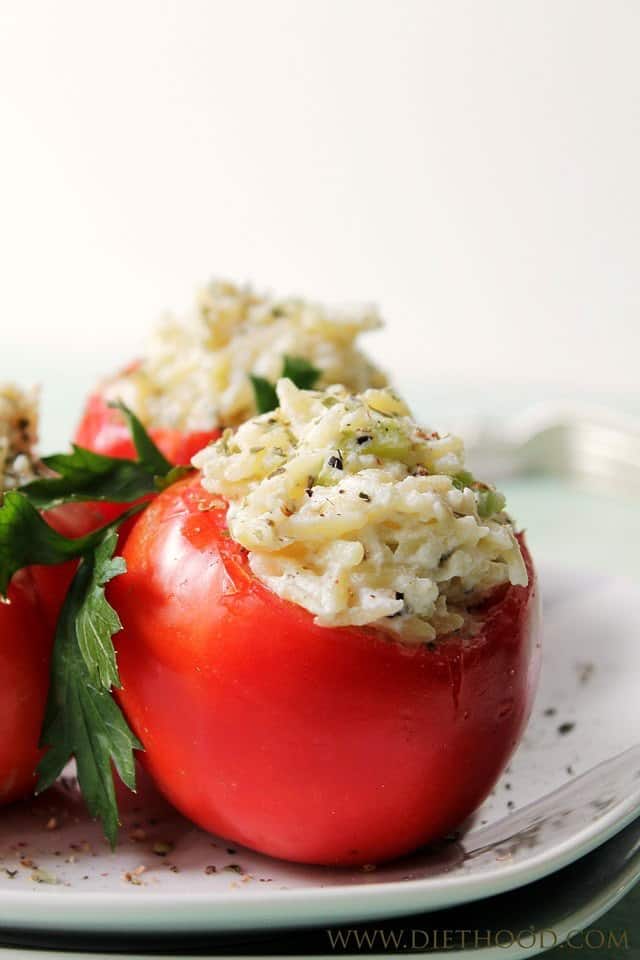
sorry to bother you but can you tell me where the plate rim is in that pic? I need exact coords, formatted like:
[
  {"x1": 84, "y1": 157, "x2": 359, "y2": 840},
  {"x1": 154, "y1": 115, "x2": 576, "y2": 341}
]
[{"x1": 0, "y1": 772, "x2": 638, "y2": 933}]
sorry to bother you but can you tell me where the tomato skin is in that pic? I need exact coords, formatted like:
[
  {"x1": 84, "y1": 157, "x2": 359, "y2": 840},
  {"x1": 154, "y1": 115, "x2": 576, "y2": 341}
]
[
  {"x1": 74, "y1": 375, "x2": 220, "y2": 527},
  {"x1": 111, "y1": 476, "x2": 541, "y2": 866},
  {"x1": 74, "y1": 381, "x2": 219, "y2": 467},
  {"x1": 30, "y1": 502, "x2": 110, "y2": 629},
  {"x1": 0, "y1": 572, "x2": 52, "y2": 806},
  {"x1": 0, "y1": 502, "x2": 105, "y2": 806}
]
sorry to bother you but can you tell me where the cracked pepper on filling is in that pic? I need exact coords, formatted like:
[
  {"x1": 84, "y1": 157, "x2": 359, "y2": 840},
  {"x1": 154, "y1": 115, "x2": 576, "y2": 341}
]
[
  {"x1": 104, "y1": 280, "x2": 386, "y2": 432},
  {"x1": 194, "y1": 380, "x2": 528, "y2": 643},
  {"x1": 0, "y1": 385, "x2": 39, "y2": 494}
]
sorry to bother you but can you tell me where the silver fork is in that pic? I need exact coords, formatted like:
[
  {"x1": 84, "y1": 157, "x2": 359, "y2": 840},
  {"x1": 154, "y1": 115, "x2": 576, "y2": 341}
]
[{"x1": 458, "y1": 404, "x2": 640, "y2": 492}]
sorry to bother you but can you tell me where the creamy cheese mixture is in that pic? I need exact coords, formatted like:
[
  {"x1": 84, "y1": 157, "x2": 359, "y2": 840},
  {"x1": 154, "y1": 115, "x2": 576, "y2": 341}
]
[
  {"x1": 194, "y1": 381, "x2": 527, "y2": 643},
  {"x1": 0, "y1": 384, "x2": 39, "y2": 493},
  {"x1": 105, "y1": 280, "x2": 386, "y2": 432}
]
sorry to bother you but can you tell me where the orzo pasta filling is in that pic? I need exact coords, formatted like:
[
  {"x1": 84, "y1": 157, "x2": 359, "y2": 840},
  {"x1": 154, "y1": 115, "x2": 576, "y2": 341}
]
[
  {"x1": 104, "y1": 280, "x2": 386, "y2": 432},
  {"x1": 0, "y1": 385, "x2": 39, "y2": 493},
  {"x1": 194, "y1": 381, "x2": 527, "y2": 643}
]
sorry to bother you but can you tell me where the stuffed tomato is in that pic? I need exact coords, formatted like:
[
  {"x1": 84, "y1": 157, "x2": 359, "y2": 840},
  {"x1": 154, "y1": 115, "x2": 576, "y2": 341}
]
[
  {"x1": 74, "y1": 280, "x2": 385, "y2": 464},
  {"x1": 111, "y1": 381, "x2": 540, "y2": 866},
  {"x1": 74, "y1": 370, "x2": 218, "y2": 466}
]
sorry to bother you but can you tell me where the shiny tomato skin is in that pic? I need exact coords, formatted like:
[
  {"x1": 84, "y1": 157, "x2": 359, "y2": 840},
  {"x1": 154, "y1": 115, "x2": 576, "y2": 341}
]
[
  {"x1": 0, "y1": 572, "x2": 52, "y2": 806},
  {"x1": 74, "y1": 385, "x2": 219, "y2": 467},
  {"x1": 111, "y1": 476, "x2": 541, "y2": 866},
  {"x1": 0, "y1": 501, "x2": 106, "y2": 806},
  {"x1": 74, "y1": 380, "x2": 219, "y2": 527},
  {"x1": 30, "y1": 502, "x2": 111, "y2": 629}
]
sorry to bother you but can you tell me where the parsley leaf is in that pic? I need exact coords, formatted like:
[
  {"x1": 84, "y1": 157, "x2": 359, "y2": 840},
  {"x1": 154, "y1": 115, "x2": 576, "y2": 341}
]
[
  {"x1": 0, "y1": 491, "x2": 142, "y2": 598},
  {"x1": 36, "y1": 529, "x2": 141, "y2": 848},
  {"x1": 250, "y1": 355, "x2": 322, "y2": 414},
  {"x1": 20, "y1": 403, "x2": 180, "y2": 511},
  {"x1": 22, "y1": 448, "x2": 165, "y2": 511},
  {"x1": 1, "y1": 405, "x2": 174, "y2": 846},
  {"x1": 249, "y1": 375, "x2": 279, "y2": 416},
  {"x1": 108, "y1": 401, "x2": 172, "y2": 475},
  {"x1": 282, "y1": 355, "x2": 321, "y2": 390},
  {"x1": 75, "y1": 533, "x2": 126, "y2": 690}
]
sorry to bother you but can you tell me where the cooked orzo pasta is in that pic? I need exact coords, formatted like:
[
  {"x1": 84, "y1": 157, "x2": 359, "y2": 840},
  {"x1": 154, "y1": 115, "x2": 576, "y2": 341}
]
[
  {"x1": 0, "y1": 384, "x2": 39, "y2": 493},
  {"x1": 194, "y1": 380, "x2": 527, "y2": 643},
  {"x1": 104, "y1": 280, "x2": 386, "y2": 432}
]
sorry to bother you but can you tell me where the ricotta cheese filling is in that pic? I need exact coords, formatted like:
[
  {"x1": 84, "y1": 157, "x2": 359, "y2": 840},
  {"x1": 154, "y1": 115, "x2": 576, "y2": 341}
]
[
  {"x1": 0, "y1": 384, "x2": 39, "y2": 493},
  {"x1": 105, "y1": 279, "x2": 386, "y2": 432},
  {"x1": 194, "y1": 381, "x2": 527, "y2": 643}
]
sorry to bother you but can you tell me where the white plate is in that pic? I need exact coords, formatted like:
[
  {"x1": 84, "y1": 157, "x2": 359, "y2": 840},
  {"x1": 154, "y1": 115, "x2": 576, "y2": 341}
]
[
  {"x1": 2, "y1": 810, "x2": 639, "y2": 960},
  {"x1": 1, "y1": 564, "x2": 639, "y2": 936}
]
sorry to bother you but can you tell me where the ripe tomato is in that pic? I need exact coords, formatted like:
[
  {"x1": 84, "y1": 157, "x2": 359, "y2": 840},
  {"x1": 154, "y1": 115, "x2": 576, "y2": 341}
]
[
  {"x1": 74, "y1": 370, "x2": 219, "y2": 528},
  {"x1": 111, "y1": 476, "x2": 541, "y2": 866},
  {"x1": 30, "y1": 502, "x2": 110, "y2": 628},
  {"x1": 0, "y1": 501, "x2": 106, "y2": 806},
  {"x1": 75, "y1": 377, "x2": 219, "y2": 466},
  {"x1": 0, "y1": 571, "x2": 52, "y2": 806}
]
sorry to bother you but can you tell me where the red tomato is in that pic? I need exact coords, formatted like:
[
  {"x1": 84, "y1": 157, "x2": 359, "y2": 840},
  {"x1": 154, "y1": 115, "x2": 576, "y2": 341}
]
[
  {"x1": 0, "y1": 501, "x2": 107, "y2": 806},
  {"x1": 74, "y1": 373, "x2": 220, "y2": 528},
  {"x1": 111, "y1": 476, "x2": 541, "y2": 866},
  {"x1": 0, "y1": 570, "x2": 52, "y2": 806},
  {"x1": 30, "y1": 502, "x2": 111, "y2": 629},
  {"x1": 75, "y1": 378, "x2": 219, "y2": 466}
]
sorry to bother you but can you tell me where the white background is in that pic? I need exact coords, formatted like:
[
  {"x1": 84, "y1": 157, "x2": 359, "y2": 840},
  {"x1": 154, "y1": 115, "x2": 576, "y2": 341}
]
[{"x1": 1, "y1": 0, "x2": 639, "y2": 443}]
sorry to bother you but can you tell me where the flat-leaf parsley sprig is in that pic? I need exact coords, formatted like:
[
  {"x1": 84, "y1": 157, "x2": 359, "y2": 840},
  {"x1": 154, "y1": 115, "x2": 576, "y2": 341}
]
[
  {"x1": 36, "y1": 529, "x2": 142, "y2": 848},
  {"x1": 0, "y1": 403, "x2": 191, "y2": 846},
  {"x1": 0, "y1": 492, "x2": 140, "y2": 599},
  {"x1": 19, "y1": 402, "x2": 189, "y2": 511}
]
